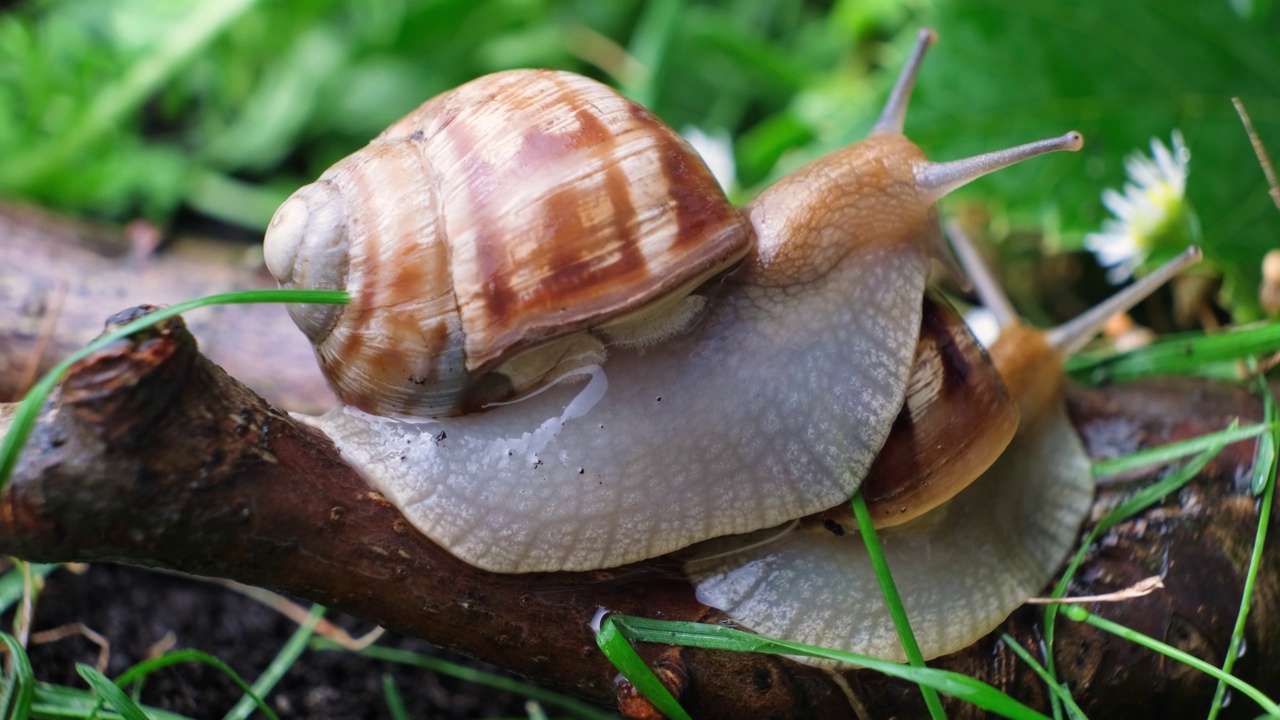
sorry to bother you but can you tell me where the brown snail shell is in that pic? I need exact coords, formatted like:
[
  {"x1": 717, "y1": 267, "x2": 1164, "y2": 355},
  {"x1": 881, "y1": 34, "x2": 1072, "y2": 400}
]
[
  {"x1": 264, "y1": 69, "x2": 753, "y2": 418},
  {"x1": 835, "y1": 294, "x2": 1019, "y2": 528}
]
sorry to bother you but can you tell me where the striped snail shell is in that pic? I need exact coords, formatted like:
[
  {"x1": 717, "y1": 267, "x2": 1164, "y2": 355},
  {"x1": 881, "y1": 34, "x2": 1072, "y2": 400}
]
[{"x1": 264, "y1": 69, "x2": 752, "y2": 418}]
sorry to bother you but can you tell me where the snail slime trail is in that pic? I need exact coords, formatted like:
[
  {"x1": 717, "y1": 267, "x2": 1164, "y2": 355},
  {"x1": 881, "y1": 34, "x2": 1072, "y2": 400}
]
[{"x1": 268, "y1": 29, "x2": 1085, "y2": 576}]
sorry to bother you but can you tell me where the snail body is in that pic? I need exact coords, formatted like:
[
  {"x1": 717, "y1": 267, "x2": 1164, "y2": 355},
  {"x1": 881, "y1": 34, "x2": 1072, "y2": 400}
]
[
  {"x1": 274, "y1": 30, "x2": 1087, "y2": 574},
  {"x1": 688, "y1": 232, "x2": 1202, "y2": 662}
]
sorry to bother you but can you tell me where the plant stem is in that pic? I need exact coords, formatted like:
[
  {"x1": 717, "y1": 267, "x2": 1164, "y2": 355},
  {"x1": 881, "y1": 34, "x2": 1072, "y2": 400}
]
[{"x1": 852, "y1": 492, "x2": 948, "y2": 720}]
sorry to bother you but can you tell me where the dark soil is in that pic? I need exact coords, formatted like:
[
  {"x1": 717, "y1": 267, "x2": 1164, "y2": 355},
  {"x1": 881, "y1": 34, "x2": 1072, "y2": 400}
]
[{"x1": 14, "y1": 562, "x2": 604, "y2": 719}]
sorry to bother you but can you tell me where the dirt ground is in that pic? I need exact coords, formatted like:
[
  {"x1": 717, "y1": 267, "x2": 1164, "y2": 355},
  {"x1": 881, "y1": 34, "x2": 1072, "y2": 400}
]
[{"x1": 15, "y1": 562, "x2": 586, "y2": 719}]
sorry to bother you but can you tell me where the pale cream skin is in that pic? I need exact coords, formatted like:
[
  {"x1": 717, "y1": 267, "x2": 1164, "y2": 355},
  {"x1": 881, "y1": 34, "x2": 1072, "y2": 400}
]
[
  {"x1": 304, "y1": 240, "x2": 928, "y2": 573},
  {"x1": 686, "y1": 402, "x2": 1092, "y2": 663}
]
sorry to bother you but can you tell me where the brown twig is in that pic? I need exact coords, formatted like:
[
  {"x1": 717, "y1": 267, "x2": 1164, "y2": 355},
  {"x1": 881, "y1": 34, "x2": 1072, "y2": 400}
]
[
  {"x1": 0, "y1": 308, "x2": 1275, "y2": 718},
  {"x1": 28, "y1": 622, "x2": 111, "y2": 673},
  {"x1": 1234, "y1": 98, "x2": 1280, "y2": 211}
]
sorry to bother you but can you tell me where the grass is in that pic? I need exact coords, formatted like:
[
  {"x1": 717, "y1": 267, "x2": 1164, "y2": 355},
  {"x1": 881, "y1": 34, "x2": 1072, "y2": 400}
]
[{"x1": 0, "y1": 563, "x2": 608, "y2": 720}]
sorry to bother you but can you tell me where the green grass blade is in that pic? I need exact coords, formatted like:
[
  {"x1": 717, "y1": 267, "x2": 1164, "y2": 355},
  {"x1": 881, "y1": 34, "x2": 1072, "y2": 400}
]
[
  {"x1": 623, "y1": 0, "x2": 685, "y2": 106},
  {"x1": 0, "y1": 289, "x2": 348, "y2": 494},
  {"x1": 311, "y1": 638, "x2": 615, "y2": 720},
  {"x1": 998, "y1": 635, "x2": 1088, "y2": 720},
  {"x1": 112, "y1": 650, "x2": 277, "y2": 720},
  {"x1": 595, "y1": 615, "x2": 691, "y2": 720},
  {"x1": 1251, "y1": 382, "x2": 1278, "y2": 496},
  {"x1": 31, "y1": 681, "x2": 193, "y2": 720},
  {"x1": 851, "y1": 492, "x2": 947, "y2": 719},
  {"x1": 1090, "y1": 421, "x2": 1266, "y2": 477},
  {"x1": 1061, "y1": 605, "x2": 1280, "y2": 716},
  {"x1": 1208, "y1": 377, "x2": 1278, "y2": 719},
  {"x1": 1042, "y1": 443, "x2": 1225, "y2": 712},
  {"x1": 0, "y1": 563, "x2": 58, "y2": 616},
  {"x1": 381, "y1": 674, "x2": 409, "y2": 720},
  {"x1": 608, "y1": 616, "x2": 1049, "y2": 720},
  {"x1": 222, "y1": 604, "x2": 322, "y2": 720},
  {"x1": 76, "y1": 665, "x2": 150, "y2": 720},
  {"x1": 0, "y1": 659, "x2": 14, "y2": 720},
  {"x1": 0, "y1": 633, "x2": 35, "y2": 720},
  {"x1": 1066, "y1": 321, "x2": 1280, "y2": 383}
]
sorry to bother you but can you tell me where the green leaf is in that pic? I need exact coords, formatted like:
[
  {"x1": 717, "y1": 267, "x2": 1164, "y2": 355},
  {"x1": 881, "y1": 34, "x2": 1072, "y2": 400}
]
[
  {"x1": 851, "y1": 493, "x2": 947, "y2": 719},
  {"x1": 77, "y1": 664, "x2": 151, "y2": 720},
  {"x1": 310, "y1": 638, "x2": 615, "y2": 720},
  {"x1": 0, "y1": 563, "x2": 59, "y2": 616},
  {"x1": 604, "y1": 616, "x2": 1051, "y2": 720},
  {"x1": 1066, "y1": 321, "x2": 1280, "y2": 383},
  {"x1": 30, "y1": 681, "x2": 191, "y2": 720},
  {"x1": 382, "y1": 675, "x2": 409, "y2": 720},
  {"x1": 1062, "y1": 607, "x2": 1280, "y2": 716},
  {"x1": 998, "y1": 635, "x2": 1088, "y2": 720},
  {"x1": 914, "y1": 0, "x2": 1280, "y2": 313},
  {"x1": 1043, "y1": 442, "x2": 1227, "y2": 703},
  {"x1": 222, "y1": 605, "x2": 322, "y2": 720},
  {"x1": 1209, "y1": 375, "x2": 1278, "y2": 718},
  {"x1": 596, "y1": 616, "x2": 692, "y2": 720},
  {"x1": 1090, "y1": 421, "x2": 1267, "y2": 477},
  {"x1": 111, "y1": 649, "x2": 277, "y2": 720},
  {"x1": 0, "y1": 633, "x2": 34, "y2": 720}
]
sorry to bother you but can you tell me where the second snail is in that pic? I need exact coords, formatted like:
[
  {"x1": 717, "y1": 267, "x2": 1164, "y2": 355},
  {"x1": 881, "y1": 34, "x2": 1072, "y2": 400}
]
[{"x1": 265, "y1": 29, "x2": 1198, "y2": 661}]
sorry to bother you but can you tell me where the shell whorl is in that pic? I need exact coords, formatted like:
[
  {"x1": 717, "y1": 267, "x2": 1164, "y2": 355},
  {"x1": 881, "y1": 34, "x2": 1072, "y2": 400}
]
[{"x1": 265, "y1": 69, "x2": 752, "y2": 417}]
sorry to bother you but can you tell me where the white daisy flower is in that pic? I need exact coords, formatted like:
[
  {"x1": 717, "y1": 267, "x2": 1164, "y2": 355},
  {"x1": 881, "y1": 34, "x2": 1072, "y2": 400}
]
[{"x1": 1084, "y1": 130, "x2": 1194, "y2": 283}]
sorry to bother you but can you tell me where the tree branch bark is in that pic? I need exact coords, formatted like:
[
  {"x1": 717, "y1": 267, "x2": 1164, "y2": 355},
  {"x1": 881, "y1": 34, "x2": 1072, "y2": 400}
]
[
  {"x1": 0, "y1": 202, "x2": 333, "y2": 413},
  {"x1": 1, "y1": 303, "x2": 1277, "y2": 718},
  {"x1": 1, "y1": 196, "x2": 1276, "y2": 719}
]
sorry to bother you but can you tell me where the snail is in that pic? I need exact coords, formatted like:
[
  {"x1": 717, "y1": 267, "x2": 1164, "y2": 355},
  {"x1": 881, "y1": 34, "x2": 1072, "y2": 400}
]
[
  {"x1": 687, "y1": 227, "x2": 1202, "y2": 662},
  {"x1": 264, "y1": 29, "x2": 1087, "y2": 575}
]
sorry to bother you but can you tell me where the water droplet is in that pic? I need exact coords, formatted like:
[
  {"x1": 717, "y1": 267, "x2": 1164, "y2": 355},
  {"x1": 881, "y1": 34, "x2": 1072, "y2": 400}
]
[
  {"x1": 1237, "y1": 638, "x2": 1248, "y2": 658},
  {"x1": 1221, "y1": 690, "x2": 1232, "y2": 709}
]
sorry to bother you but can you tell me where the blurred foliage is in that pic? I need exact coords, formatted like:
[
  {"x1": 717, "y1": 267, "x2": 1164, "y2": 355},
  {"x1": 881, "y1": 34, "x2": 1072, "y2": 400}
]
[{"x1": 0, "y1": 0, "x2": 1277, "y2": 316}]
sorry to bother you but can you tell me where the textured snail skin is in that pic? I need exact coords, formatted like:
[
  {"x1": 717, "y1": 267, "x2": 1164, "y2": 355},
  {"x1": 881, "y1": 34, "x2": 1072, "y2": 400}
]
[
  {"x1": 685, "y1": 328, "x2": 1092, "y2": 663},
  {"x1": 302, "y1": 234, "x2": 929, "y2": 573}
]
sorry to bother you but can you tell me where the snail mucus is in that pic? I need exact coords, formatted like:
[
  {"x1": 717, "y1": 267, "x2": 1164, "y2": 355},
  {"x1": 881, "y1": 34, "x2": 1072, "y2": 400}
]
[{"x1": 264, "y1": 29, "x2": 1198, "y2": 662}]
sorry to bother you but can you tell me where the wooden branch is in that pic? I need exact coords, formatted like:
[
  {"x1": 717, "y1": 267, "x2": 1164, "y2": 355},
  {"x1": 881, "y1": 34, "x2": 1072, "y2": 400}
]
[
  {"x1": 0, "y1": 202, "x2": 334, "y2": 413},
  {"x1": 1, "y1": 303, "x2": 1277, "y2": 718}
]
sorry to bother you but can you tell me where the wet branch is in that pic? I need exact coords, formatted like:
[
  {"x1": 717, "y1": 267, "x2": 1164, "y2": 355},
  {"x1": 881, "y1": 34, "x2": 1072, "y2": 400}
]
[{"x1": 0, "y1": 204, "x2": 1277, "y2": 719}]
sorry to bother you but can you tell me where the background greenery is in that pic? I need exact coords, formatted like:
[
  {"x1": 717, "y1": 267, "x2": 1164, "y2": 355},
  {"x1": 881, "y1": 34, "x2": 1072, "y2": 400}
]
[{"x1": 0, "y1": 0, "x2": 1277, "y2": 310}]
